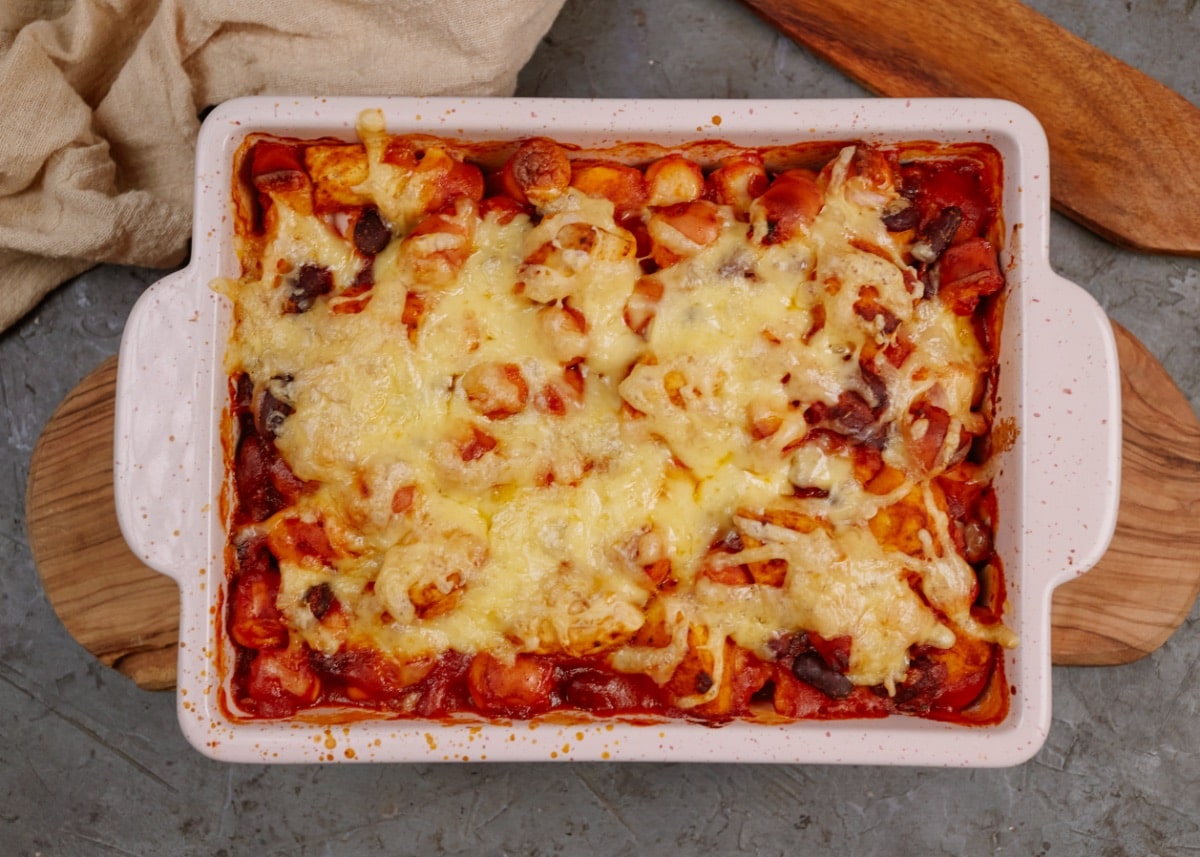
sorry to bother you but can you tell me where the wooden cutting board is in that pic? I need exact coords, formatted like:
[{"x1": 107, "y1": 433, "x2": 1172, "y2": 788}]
[
  {"x1": 738, "y1": 0, "x2": 1200, "y2": 258},
  {"x1": 23, "y1": 322, "x2": 1200, "y2": 690}
]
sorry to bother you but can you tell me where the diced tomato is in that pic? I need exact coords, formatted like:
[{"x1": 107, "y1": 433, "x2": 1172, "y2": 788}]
[
  {"x1": 772, "y1": 667, "x2": 830, "y2": 718},
  {"x1": 244, "y1": 645, "x2": 321, "y2": 717},
  {"x1": 561, "y1": 667, "x2": 665, "y2": 714},
  {"x1": 630, "y1": 597, "x2": 674, "y2": 648},
  {"x1": 665, "y1": 632, "x2": 717, "y2": 700},
  {"x1": 249, "y1": 140, "x2": 307, "y2": 193},
  {"x1": 752, "y1": 169, "x2": 823, "y2": 244},
  {"x1": 401, "y1": 291, "x2": 425, "y2": 340},
  {"x1": 467, "y1": 652, "x2": 557, "y2": 717},
  {"x1": 642, "y1": 557, "x2": 672, "y2": 588},
  {"x1": 268, "y1": 516, "x2": 335, "y2": 569},
  {"x1": 419, "y1": 149, "x2": 485, "y2": 213},
  {"x1": 895, "y1": 640, "x2": 999, "y2": 719},
  {"x1": 458, "y1": 425, "x2": 498, "y2": 461},
  {"x1": 868, "y1": 488, "x2": 930, "y2": 557},
  {"x1": 500, "y1": 137, "x2": 571, "y2": 205},
  {"x1": 617, "y1": 210, "x2": 654, "y2": 260},
  {"x1": 701, "y1": 562, "x2": 754, "y2": 586},
  {"x1": 644, "y1": 153, "x2": 705, "y2": 206},
  {"x1": 480, "y1": 194, "x2": 531, "y2": 224},
  {"x1": 706, "y1": 151, "x2": 769, "y2": 211},
  {"x1": 927, "y1": 640, "x2": 997, "y2": 712},
  {"x1": 905, "y1": 400, "x2": 952, "y2": 473},
  {"x1": 936, "y1": 237, "x2": 1005, "y2": 314},
  {"x1": 722, "y1": 645, "x2": 774, "y2": 714},
  {"x1": 413, "y1": 651, "x2": 473, "y2": 718},
  {"x1": 648, "y1": 199, "x2": 723, "y2": 266},
  {"x1": 233, "y1": 433, "x2": 286, "y2": 523},
  {"x1": 383, "y1": 137, "x2": 419, "y2": 169},
  {"x1": 229, "y1": 564, "x2": 287, "y2": 650},
  {"x1": 806, "y1": 632, "x2": 852, "y2": 674},
  {"x1": 312, "y1": 649, "x2": 435, "y2": 702},
  {"x1": 654, "y1": 199, "x2": 722, "y2": 245},
  {"x1": 744, "y1": 558, "x2": 788, "y2": 587},
  {"x1": 570, "y1": 160, "x2": 647, "y2": 213},
  {"x1": 773, "y1": 668, "x2": 890, "y2": 719},
  {"x1": 903, "y1": 158, "x2": 998, "y2": 242},
  {"x1": 849, "y1": 146, "x2": 901, "y2": 192},
  {"x1": 623, "y1": 276, "x2": 664, "y2": 336},
  {"x1": 407, "y1": 202, "x2": 477, "y2": 282}
]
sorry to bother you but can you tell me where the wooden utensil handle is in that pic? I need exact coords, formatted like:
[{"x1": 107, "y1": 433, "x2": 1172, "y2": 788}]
[{"x1": 739, "y1": 0, "x2": 1200, "y2": 257}]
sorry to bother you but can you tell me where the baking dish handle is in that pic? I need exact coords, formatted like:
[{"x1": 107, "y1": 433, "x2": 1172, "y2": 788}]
[
  {"x1": 113, "y1": 265, "x2": 219, "y2": 583},
  {"x1": 1024, "y1": 271, "x2": 1122, "y2": 589}
]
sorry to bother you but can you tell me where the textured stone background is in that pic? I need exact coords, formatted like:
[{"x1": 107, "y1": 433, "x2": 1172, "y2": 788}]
[{"x1": 2, "y1": 1, "x2": 1197, "y2": 854}]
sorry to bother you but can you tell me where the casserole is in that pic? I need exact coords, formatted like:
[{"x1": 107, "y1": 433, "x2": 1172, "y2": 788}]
[{"x1": 114, "y1": 97, "x2": 1120, "y2": 765}]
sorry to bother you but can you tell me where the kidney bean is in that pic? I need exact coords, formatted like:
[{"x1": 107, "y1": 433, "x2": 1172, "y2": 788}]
[
  {"x1": 561, "y1": 667, "x2": 665, "y2": 714},
  {"x1": 858, "y1": 362, "x2": 889, "y2": 415},
  {"x1": 234, "y1": 433, "x2": 287, "y2": 522},
  {"x1": 791, "y1": 652, "x2": 854, "y2": 699},
  {"x1": 805, "y1": 390, "x2": 886, "y2": 446},
  {"x1": 353, "y1": 207, "x2": 392, "y2": 256},
  {"x1": 911, "y1": 205, "x2": 963, "y2": 263},
  {"x1": 284, "y1": 264, "x2": 333, "y2": 314},
  {"x1": 254, "y1": 387, "x2": 293, "y2": 438},
  {"x1": 882, "y1": 197, "x2": 921, "y2": 231},
  {"x1": 304, "y1": 583, "x2": 335, "y2": 620}
]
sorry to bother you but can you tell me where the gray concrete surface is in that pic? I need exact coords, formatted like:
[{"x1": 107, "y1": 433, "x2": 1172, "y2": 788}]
[{"x1": 2, "y1": 1, "x2": 1198, "y2": 854}]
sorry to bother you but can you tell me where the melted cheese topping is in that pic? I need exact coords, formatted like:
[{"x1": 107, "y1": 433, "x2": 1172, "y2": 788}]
[{"x1": 220, "y1": 119, "x2": 1015, "y2": 708}]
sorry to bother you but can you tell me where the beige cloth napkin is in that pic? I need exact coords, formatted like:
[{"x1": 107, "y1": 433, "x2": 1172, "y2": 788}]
[{"x1": 0, "y1": 0, "x2": 565, "y2": 332}]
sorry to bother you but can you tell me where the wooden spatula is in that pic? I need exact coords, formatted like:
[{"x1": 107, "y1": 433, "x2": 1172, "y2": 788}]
[{"x1": 738, "y1": 0, "x2": 1200, "y2": 258}]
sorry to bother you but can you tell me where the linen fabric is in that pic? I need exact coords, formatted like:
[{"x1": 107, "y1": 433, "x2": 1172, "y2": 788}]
[{"x1": 0, "y1": 0, "x2": 565, "y2": 330}]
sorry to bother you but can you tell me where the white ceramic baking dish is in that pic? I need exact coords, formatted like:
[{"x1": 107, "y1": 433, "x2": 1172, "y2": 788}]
[{"x1": 114, "y1": 96, "x2": 1120, "y2": 766}]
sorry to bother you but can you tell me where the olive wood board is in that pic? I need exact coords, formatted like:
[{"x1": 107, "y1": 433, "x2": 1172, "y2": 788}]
[
  {"x1": 24, "y1": 323, "x2": 1200, "y2": 691},
  {"x1": 738, "y1": 0, "x2": 1200, "y2": 258}
]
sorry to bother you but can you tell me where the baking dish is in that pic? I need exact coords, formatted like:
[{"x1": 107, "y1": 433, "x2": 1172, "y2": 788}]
[{"x1": 114, "y1": 96, "x2": 1120, "y2": 766}]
